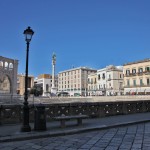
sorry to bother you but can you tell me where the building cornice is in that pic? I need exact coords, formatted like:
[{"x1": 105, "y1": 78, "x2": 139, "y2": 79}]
[
  {"x1": 123, "y1": 58, "x2": 150, "y2": 66},
  {"x1": 59, "y1": 67, "x2": 97, "y2": 74}
]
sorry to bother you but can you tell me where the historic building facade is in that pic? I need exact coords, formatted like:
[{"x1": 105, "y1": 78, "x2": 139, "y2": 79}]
[
  {"x1": 58, "y1": 67, "x2": 96, "y2": 96},
  {"x1": 0, "y1": 56, "x2": 18, "y2": 98},
  {"x1": 88, "y1": 65, "x2": 123, "y2": 96},
  {"x1": 17, "y1": 74, "x2": 34, "y2": 95},
  {"x1": 87, "y1": 73, "x2": 98, "y2": 96},
  {"x1": 123, "y1": 59, "x2": 150, "y2": 95},
  {"x1": 34, "y1": 74, "x2": 58, "y2": 96}
]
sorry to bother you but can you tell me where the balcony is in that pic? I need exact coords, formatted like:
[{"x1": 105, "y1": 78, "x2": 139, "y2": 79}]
[
  {"x1": 144, "y1": 70, "x2": 150, "y2": 75},
  {"x1": 124, "y1": 73, "x2": 137, "y2": 77},
  {"x1": 124, "y1": 84, "x2": 150, "y2": 88},
  {"x1": 137, "y1": 72, "x2": 143, "y2": 76},
  {"x1": 125, "y1": 70, "x2": 150, "y2": 77}
]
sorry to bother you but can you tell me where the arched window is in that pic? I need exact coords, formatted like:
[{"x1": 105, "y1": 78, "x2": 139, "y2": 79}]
[
  {"x1": 0, "y1": 61, "x2": 3, "y2": 68},
  {"x1": 5, "y1": 62, "x2": 8, "y2": 69},
  {"x1": 0, "y1": 75, "x2": 10, "y2": 93},
  {"x1": 9, "y1": 63, "x2": 13, "y2": 70}
]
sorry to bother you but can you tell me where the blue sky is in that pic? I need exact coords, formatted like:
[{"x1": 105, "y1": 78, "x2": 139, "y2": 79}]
[{"x1": 0, "y1": 0, "x2": 150, "y2": 77}]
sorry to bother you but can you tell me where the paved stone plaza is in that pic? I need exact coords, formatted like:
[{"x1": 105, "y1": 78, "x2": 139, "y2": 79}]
[
  {"x1": 1, "y1": 96, "x2": 150, "y2": 150},
  {"x1": 0, "y1": 122, "x2": 150, "y2": 150},
  {"x1": 1, "y1": 95, "x2": 150, "y2": 105}
]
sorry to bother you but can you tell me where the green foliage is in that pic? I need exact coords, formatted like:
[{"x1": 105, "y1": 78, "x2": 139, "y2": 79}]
[{"x1": 30, "y1": 85, "x2": 43, "y2": 96}]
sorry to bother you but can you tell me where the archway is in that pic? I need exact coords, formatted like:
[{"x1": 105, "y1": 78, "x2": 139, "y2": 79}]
[{"x1": 0, "y1": 75, "x2": 11, "y2": 93}]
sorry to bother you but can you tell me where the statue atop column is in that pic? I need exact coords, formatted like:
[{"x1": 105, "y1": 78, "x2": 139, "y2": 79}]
[
  {"x1": 52, "y1": 53, "x2": 56, "y2": 65},
  {"x1": 51, "y1": 53, "x2": 57, "y2": 95}
]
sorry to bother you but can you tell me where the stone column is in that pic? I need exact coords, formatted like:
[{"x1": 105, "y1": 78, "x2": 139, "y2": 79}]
[
  {"x1": 51, "y1": 53, "x2": 57, "y2": 95},
  {"x1": 12, "y1": 59, "x2": 18, "y2": 96}
]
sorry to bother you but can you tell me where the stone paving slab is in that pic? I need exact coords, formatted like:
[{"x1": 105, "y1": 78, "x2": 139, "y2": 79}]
[
  {"x1": 1, "y1": 122, "x2": 150, "y2": 149},
  {"x1": 0, "y1": 112, "x2": 150, "y2": 143}
]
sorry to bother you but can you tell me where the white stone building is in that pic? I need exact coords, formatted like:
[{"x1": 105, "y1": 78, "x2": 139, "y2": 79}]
[
  {"x1": 88, "y1": 65, "x2": 123, "y2": 96},
  {"x1": 106, "y1": 65, "x2": 123, "y2": 96},
  {"x1": 35, "y1": 74, "x2": 58, "y2": 96}
]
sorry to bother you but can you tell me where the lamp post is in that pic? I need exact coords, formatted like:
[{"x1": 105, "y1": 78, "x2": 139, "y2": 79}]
[{"x1": 21, "y1": 26, "x2": 34, "y2": 132}]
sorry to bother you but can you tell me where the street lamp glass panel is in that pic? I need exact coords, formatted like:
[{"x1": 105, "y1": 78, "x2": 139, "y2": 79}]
[{"x1": 24, "y1": 27, "x2": 34, "y2": 42}]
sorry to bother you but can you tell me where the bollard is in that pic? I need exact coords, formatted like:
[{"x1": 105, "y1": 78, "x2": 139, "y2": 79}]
[
  {"x1": 0, "y1": 105, "x2": 2, "y2": 125},
  {"x1": 34, "y1": 105, "x2": 46, "y2": 131}
]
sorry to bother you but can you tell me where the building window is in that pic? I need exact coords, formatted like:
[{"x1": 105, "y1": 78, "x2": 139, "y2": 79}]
[
  {"x1": 145, "y1": 67, "x2": 150, "y2": 71},
  {"x1": 132, "y1": 69, "x2": 136, "y2": 74},
  {"x1": 133, "y1": 79, "x2": 136, "y2": 86},
  {"x1": 103, "y1": 84, "x2": 105, "y2": 89},
  {"x1": 102, "y1": 73, "x2": 105, "y2": 79},
  {"x1": 126, "y1": 70, "x2": 130, "y2": 75},
  {"x1": 139, "y1": 68, "x2": 143, "y2": 73},
  {"x1": 46, "y1": 84, "x2": 49, "y2": 92},
  {"x1": 140, "y1": 79, "x2": 143, "y2": 86},
  {"x1": 9, "y1": 63, "x2": 13, "y2": 69},
  {"x1": 127, "y1": 80, "x2": 130, "y2": 87},
  {"x1": 0, "y1": 61, "x2": 3, "y2": 67},
  {"x1": 94, "y1": 78, "x2": 96, "y2": 83},
  {"x1": 5, "y1": 62, "x2": 8, "y2": 69},
  {"x1": 120, "y1": 74, "x2": 122, "y2": 78},
  {"x1": 147, "y1": 79, "x2": 150, "y2": 85},
  {"x1": 98, "y1": 74, "x2": 100, "y2": 80},
  {"x1": 91, "y1": 79, "x2": 93, "y2": 84}
]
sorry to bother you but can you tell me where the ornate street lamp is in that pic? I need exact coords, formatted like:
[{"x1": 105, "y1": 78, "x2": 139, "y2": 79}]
[{"x1": 21, "y1": 27, "x2": 34, "y2": 132}]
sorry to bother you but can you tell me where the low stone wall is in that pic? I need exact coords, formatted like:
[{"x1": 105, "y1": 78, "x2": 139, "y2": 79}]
[{"x1": 0, "y1": 100, "x2": 150, "y2": 124}]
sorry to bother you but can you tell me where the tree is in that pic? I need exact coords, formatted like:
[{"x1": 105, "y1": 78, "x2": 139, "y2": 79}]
[{"x1": 30, "y1": 85, "x2": 43, "y2": 96}]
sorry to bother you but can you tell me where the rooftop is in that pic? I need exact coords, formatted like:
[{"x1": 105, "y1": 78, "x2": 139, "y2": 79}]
[
  {"x1": 123, "y1": 58, "x2": 150, "y2": 66},
  {"x1": 59, "y1": 66, "x2": 97, "y2": 73}
]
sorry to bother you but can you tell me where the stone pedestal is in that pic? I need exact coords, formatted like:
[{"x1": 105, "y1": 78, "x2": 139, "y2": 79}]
[{"x1": 51, "y1": 87, "x2": 57, "y2": 96}]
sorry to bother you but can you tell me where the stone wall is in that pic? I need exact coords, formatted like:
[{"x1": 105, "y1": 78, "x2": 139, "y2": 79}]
[{"x1": 0, "y1": 100, "x2": 150, "y2": 124}]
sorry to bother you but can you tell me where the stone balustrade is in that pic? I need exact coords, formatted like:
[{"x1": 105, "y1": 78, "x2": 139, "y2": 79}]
[{"x1": 0, "y1": 100, "x2": 150, "y2": 124}]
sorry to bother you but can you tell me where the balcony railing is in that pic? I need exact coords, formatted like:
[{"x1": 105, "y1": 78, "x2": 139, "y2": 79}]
[
  {"x1": 124, "y1": 70, "x2": 150, "y2": 77},
  {"x1": 124, "y1": 84, "x2": 150, "y2": 88}
]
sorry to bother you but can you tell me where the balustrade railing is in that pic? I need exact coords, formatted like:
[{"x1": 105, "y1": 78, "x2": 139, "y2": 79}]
[{"x1": 0, "y1": 100, "x2": 150, "y2": 124}]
